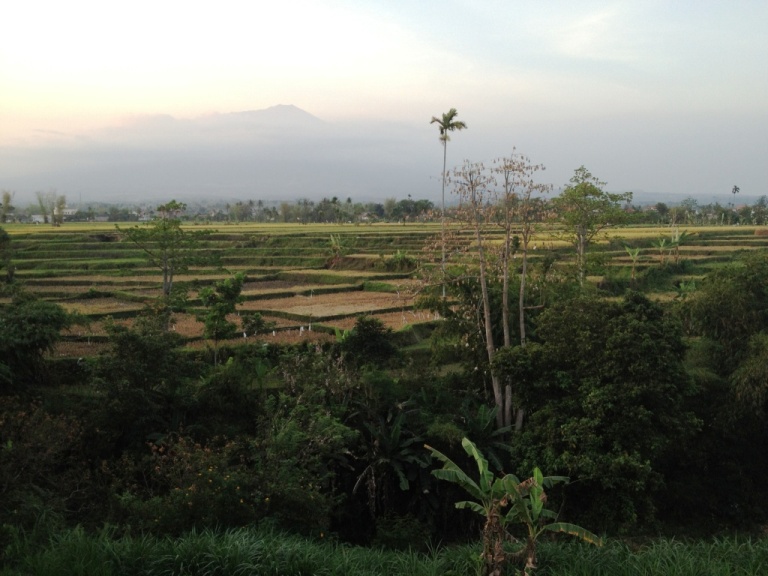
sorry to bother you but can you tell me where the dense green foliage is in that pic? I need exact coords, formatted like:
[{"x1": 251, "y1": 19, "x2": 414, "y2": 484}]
[
  {"x1": 2, "y1": 219, "x2": 768, "y2": 572},
  {"x1": 339, "y1": 315, "x2": 399, "y2": 368},
  {"x1": 198, "y1": 273, "x2": 246, "y2": 365},
  {"x1": 499, "y1": 292, "x2": 699, "y2": 531},
  {"x1": 0, "y1": 292, "x2": 70, "y2": 388}
]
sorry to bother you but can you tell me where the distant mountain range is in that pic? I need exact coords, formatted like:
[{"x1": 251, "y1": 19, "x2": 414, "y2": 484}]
[
  {"x1": 1, "y1": 105, "x2": 436, "y2": 206},
  {"x1": 2, "y1": 105, "x2": 763, "y2": 208}
]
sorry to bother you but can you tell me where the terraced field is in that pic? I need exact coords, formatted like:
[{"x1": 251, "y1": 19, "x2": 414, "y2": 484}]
[
  {"x1": 3, "y1": 223, "x2": 445, "y2": 357},
  {"x1": 4, "y1": 221, "x2": 767, "y2": 357}
]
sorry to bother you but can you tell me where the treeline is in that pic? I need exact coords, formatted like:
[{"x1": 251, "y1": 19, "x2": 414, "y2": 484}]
[
  {"x1": 0, "y1": 194, "x2": 437, "y2": 225},
  {"x1": 4, "y1": 189, "x2": 768, "y2": 227}
]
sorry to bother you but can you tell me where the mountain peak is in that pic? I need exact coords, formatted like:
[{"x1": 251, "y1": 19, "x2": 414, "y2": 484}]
[{"x1": 226, "y1": 105, "x2": 324, "y2": 125}]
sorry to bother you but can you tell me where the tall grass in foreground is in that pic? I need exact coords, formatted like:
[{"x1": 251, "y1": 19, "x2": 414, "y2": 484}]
[{"x1": 3, "y1": 527, "x2": 767, "y2": 576}]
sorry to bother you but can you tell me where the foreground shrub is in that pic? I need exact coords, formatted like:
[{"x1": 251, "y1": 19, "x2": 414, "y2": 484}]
[
  {"x1": 108, "y1": 436, "x2": 261, "y2": 534},
  {"x1": 107, "y1": 376, "x2": 358, "y2": 536},
  {"x1": 0, "y1": 397, "x2": 92, "y2": 556}
]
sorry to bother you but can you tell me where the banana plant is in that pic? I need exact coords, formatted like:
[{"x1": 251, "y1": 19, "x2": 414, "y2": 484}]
[
  {"x1": 426, "y1": 437, "x2": 601, "y2": 576},
  {"x1": 327, "y1": 234, "x2": 348, "y2": 268},
  {"x1": 670, "y1": 228, "x2": 691, "y2": 265},
  {"x1": 651, "y1": 236, "x2": 668, "y2": 266},
  {"x1": 354, "y1": 407, "x2": 429, "y2": 519},
  {"x1": 624, "y1": 245, "x2": 641, "y2": 282}
]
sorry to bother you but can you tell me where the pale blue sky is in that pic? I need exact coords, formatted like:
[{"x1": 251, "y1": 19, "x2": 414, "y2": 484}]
[{"x1": 1, "y1": 0, "x2": 766, "y2": 201}]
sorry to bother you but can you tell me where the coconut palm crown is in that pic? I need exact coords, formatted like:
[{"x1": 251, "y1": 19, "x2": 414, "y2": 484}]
[{"x1": 431, "y1": 108, "x2": 467, "y2": 142}]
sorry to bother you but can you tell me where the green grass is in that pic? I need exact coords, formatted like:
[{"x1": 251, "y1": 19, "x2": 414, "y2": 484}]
[
  {"x1": 4, "y1": 527, "x2": 767, "y2": 576},
  {"x1": 539, "y1": 538, "x2": 768, "y2": 575}
]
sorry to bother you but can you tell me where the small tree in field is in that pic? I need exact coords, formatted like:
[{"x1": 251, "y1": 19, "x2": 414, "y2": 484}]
[
  {"x1": 119, "y1": 200, "x2": 208, "y2": 301},
  {"x1": 1, "y1": 191, "x2": 14, "y2": 223},
  {"x1": 0, "y1": 227, "x2": 12, "y2": 283},
  {"x1": 198, "y1": 273, "x2": 245, "y2": 365},
  {"x1": 624, "y1": 245, "x2": 641, "y2": 282},
  {"x1": 551, "y1": 167, "x2": 631, "y2": 285},
  {"x1": 53, "y1": 194, "x2": 67, "y2": 226},
  {"x1": 339, "y1": 315, "x2": 398, "y2": 368}
]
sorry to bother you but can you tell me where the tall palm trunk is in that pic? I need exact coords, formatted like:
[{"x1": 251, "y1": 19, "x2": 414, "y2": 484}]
[
  {"x1": 431, "y1": 108, "x2": 466, "y2": 299},
  {"x1": 441, "y1": 139, "x2": 447, "y2": 299}
]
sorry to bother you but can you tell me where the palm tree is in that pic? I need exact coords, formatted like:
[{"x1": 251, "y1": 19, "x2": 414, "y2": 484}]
[{"x1": 431, "y1": 108, "x2": 467, "y2": 297}]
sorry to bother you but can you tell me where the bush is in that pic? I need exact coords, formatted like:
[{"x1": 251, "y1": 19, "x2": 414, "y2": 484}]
[
  {"x1": 0, "y1": 293, "x2": 70, "y2": 389},
  {"x1": 109, "y1": 436, "x2": 262, "y2": 535},
  {"x1": 381, "y1": 251, "x2": 418, "y2": 272},
  {"x1": 372, "y1": 513, "x2": 431, "y2": 551},
  {"x1": 0, "y1": 398, "x2": 91, "y2": 552},
  {"x1": 504, "y1": 292, "x2": 699, "y2": 531},
  {"x1": 340, "y1": 315, "x2": 399, "y2": 368}
]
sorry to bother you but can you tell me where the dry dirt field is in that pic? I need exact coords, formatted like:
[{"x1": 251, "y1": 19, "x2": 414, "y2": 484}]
[{"x1": 240, "y1": 290, "x2": 414, "y2": 319}]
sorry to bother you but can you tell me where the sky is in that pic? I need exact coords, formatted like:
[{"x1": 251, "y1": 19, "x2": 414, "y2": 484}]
[{"x1": 1, "y1": 0, "x2": 767, "y2": 206}]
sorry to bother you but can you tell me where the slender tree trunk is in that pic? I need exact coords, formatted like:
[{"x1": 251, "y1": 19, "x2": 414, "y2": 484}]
[
  {"x1": 519, "y1": 242, "x2": 528, "y2": 346},
  {"x1": 501, "y1": 216, "x2": 512, "y2": 347},
  {"x1": 577, "y1": 226, "x2": 587, "y2": 286},
  {"x1": 471, "y1": 187, "x2": 510, "y2": 429},
  {"x1": 162, "y1": 254, "x2": 170, "y2": 296},
  {"x1": 441, "y1": 140, "x2": 447, "y2": 299},
  {"x1": 514, "y1": 225, "x2": 532, "y2": 431}
]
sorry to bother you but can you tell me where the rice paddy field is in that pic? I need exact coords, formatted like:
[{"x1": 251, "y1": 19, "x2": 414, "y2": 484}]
[{"x1": 3, "y1": 220, "x2": 768, "y2": 358}]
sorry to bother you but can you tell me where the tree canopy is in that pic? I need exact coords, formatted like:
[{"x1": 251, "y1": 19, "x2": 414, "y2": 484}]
[
  {"x1": 551, "y1": 166, "x2": 632, "y2": 284},
  {"x1": 0, "y1": 293, "x2": 70, "y2": 388}
]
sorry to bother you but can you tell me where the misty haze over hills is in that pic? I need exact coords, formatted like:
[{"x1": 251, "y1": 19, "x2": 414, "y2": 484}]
[
  {"x1": 2, "y1": 105, "x2": 440, "y2": 207},
  {"x1": 1, "y1": 105, "x2": 762, "y2": 209}
]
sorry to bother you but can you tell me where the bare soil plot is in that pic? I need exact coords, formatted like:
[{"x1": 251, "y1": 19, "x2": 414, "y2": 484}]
[
  {"x1": 240, "y1": 290, "x2": 414, "y2": 320},
  {"x1": 330, "y1": 309, "x2": 440, "y2": 331},
  {"x1": 52, "y1": 341, "x2": 110, "y2": 358},
  {"x1": 59, "y1": 297, "x2": 145, "y2": 316},
  {"x1": 185, "y1": 330, "x2": 335, "y2": 349}
]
